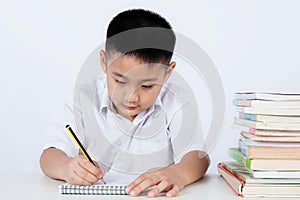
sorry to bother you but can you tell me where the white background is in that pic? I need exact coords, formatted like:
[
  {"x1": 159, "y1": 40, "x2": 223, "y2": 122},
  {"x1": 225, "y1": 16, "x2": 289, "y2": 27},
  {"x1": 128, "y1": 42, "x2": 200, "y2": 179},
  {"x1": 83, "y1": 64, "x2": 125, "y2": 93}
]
[{"x1": 0, "y1": 0, "x2": 299, "y2": 174}]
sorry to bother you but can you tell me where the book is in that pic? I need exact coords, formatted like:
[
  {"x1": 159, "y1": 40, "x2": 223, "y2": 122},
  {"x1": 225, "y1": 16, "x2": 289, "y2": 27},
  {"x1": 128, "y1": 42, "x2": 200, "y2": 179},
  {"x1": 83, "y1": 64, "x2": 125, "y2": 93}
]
[
  {"x1": 238, "y1": 112, "x2": 300, "y2": 123},
  {"x1": 229, "y1": 148, "x2": 300, "y2": 171},
  {"x1": 238, "y1": 139, "x2": 300, "y2": 159},
  {"x1": 218, "y1": 163, "x2": 300, "y2": 197},
  {"x1": 221, "y1": 161, "x2": 300, "y2": 184},
  {"x1": 240, "y1": 136, "x2": 300, "y2": 148},
  {"x1": 240, "y1": 131, "x2": 300, "y2": 143},
  {"x1": 217, "y1": 163, "x2": 244, "y2": 197},
  {"x1": 249, "y1": 170, "x2": 300, "y2": 179},
  {"x1": 236, "y1": 106, "x2": 300, "y2": 116},
  {"x1": 235, "y1": 92, "x2": 300, "y2": 101},
  {"x1": 222, "y1": 161, "x2": 300, "y2": 179},
  {"x1": 234, "y1": 117, "x2": 300, "y2": 131},
  {"x1": 232, "y1": 124, "x2": 300, "y2": 136},
  {"x1": 233, "y1": 99, "x2": 300, "y2": 109},
  {"x1": 59, "y1": 183, "x2": 128, "y2": 195}
]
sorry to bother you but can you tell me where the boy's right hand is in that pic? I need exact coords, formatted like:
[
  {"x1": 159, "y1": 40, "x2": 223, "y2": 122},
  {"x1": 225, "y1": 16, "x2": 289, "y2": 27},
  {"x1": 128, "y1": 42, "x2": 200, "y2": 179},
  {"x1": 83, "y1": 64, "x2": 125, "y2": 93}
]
[{"x1": 62, "y1": 155, "x2": 105, "y2": 185}]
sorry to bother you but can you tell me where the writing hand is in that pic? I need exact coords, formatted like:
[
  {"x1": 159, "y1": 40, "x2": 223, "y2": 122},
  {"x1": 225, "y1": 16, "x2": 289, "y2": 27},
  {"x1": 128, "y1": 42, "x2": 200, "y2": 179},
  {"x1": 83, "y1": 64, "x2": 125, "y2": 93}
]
[{"x1": 62, "y1": 155, "x2": 105, "y2": 185}]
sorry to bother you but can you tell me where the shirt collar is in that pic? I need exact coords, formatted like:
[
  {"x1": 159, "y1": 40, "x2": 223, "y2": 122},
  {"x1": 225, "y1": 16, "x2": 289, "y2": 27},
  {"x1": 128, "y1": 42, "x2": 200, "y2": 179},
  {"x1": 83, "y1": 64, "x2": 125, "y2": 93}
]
[
  {"x1": 149, "y1": 91, "x2": 163, "y2": 113},
  {"x1": 96, "y1": 76, "x2": 113, "y2": 116}
]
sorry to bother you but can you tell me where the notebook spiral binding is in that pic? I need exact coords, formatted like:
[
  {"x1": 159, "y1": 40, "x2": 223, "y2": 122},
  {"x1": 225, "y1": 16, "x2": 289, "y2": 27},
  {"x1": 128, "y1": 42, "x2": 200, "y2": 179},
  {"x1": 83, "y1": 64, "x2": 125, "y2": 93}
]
[{"x1": 59, "y1": 184, "x2": 128, "y2": 195}]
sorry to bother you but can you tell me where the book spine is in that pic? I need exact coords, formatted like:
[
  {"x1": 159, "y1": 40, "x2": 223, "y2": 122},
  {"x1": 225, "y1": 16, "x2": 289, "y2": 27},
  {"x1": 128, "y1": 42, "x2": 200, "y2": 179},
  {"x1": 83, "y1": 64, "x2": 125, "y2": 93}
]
[
  {"x1": 239, "y1": 112, "x2": 256, "y2": 121},
  {"x1": 233, "y1": 99, "x2": 251, "y2": 107},
  {"x1": 218, "y1": 163, "x2": 245, "y2": 184},
  {"x1": 217, "y1": 163, "x2": 243, "y2": 197},
  {"x1": 229, "y1": 148, "x2": 251, "y2": 169},
  {"x1": 234, "y1": 92, "x2": 300, "y2": 101},
  {"x1": 238, "y1": 139, "x2": 250, "y2": 157},
  {"x1": 236, "y1": 106, "x2": 300, "y2": 116},
  {"x1": 232, "y1": 123, "x2": 257, "y2": 135},
  {"x1": 235, "y1": 117, "x2": 300, "y2": 131}
]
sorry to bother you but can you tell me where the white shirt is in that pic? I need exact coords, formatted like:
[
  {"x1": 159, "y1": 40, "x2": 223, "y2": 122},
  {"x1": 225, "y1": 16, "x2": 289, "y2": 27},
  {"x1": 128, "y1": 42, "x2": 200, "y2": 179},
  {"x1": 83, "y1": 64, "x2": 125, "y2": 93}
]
[{"x1": 44, "y1": 74, "x2": 203, "y2": 178}]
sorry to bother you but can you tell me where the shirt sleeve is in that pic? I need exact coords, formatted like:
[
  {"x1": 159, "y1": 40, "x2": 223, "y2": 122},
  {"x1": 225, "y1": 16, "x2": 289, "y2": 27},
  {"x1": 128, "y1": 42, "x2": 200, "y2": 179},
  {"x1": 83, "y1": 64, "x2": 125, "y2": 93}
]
[
  {"x1": 42, "y1": 97, "x2": 81, "y2": 157},
  {"x1": 165, "y1": 85, "x2": 205, "y2": 164}
]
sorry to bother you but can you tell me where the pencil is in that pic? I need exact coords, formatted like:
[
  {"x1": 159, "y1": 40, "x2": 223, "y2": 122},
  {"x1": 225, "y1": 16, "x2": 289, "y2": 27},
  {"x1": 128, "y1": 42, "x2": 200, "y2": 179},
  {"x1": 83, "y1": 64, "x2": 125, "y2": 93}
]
[{"x1": 65, "y1": 124, "x2": 106, "y2": 184}]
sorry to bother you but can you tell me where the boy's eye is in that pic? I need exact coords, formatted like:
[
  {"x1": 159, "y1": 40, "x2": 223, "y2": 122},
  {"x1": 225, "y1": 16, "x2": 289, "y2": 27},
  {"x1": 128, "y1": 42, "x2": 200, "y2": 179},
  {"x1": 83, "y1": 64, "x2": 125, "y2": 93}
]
[
  {"x1": 115, "y1": 79, "x2": 126, "y2": 84},
  {"x1": 141, "y1": 85, "x2": 154, "y2": 89}
]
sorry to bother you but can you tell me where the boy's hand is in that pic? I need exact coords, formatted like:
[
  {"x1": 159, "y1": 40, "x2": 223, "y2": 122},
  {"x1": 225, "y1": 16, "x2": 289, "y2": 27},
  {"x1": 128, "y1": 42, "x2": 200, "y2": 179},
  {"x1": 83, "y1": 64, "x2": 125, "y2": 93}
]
[
  {"x1": 62, "y1": 155, "x2": 105, "y2": 185},
  {"x1": 126, "y1": 166, "x2": 186, "y2": 197}
]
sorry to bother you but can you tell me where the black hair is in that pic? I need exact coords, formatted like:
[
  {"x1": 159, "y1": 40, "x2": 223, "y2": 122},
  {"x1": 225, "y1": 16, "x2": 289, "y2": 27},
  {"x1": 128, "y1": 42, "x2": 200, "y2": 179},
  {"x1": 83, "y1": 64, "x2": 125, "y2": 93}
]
[{"x1": 105, "y1": 9, "x2": 176, "y2": 65}]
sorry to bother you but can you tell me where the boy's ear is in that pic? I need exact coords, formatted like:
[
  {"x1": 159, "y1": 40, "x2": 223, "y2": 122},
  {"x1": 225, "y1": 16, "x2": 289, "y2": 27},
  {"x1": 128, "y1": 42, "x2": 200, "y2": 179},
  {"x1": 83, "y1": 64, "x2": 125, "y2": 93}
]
[
  {"x1": 100, "y1": 50, "x2": 107, "y2": 73},
  {"x1": 163, "y1": 62, "x2": 176, "y2": 83}
]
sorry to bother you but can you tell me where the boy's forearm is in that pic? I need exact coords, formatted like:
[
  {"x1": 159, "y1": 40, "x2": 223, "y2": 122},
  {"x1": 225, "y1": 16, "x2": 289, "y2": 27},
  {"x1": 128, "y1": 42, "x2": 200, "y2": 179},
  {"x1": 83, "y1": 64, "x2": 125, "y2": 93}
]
[
  {"x1": 175, "y1": 150, "x2": 210, "y2": 186},
  {"x1": 40, "y1": 147, "x2": 71, "y2": 181}
]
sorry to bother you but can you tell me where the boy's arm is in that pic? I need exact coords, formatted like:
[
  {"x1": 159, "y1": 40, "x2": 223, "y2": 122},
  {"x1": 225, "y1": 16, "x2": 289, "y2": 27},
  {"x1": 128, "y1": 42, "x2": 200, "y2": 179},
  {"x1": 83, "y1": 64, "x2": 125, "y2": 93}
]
[
  {"x1": 126, "y1": 150, "x2": 210, "y2": 197},
  {"x1": 40, "y1": 147, "x2": 71, "y2": 180},
  {"x1": 40, "y1": 147, "x2": 105, "y2": 185},
  {"x1": 176, "y1": 150, "x2": 210, "y2": 185}
]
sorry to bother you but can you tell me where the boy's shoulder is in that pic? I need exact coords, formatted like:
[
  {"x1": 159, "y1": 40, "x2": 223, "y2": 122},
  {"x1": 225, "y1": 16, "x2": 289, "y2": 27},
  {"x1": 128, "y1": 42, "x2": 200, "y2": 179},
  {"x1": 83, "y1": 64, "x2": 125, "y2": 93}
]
[
  {"x1": 159, "y1": 79, "x2": 195, "y2": 113},
  {"x1": 161, "y1": 74, "x2": 195, "y2": 104}
]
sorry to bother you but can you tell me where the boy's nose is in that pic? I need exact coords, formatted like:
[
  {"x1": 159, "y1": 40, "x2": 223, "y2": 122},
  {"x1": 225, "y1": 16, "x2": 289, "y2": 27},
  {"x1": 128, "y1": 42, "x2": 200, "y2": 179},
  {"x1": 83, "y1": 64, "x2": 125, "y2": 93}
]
[{"x1": 125, "y1": 90, "x2": 139, "y2": 103}]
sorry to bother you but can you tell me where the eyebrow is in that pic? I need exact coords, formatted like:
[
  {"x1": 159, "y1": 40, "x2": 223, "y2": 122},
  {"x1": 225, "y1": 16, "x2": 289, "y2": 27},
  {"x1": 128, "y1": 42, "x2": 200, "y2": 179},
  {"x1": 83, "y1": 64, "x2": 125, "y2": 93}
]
[
  {"x1": 112, "y1": 71, "x2": 158, "y2": 83},
  {"x1": 112, "y1": 71, "x2": 128, "y2": 79}
]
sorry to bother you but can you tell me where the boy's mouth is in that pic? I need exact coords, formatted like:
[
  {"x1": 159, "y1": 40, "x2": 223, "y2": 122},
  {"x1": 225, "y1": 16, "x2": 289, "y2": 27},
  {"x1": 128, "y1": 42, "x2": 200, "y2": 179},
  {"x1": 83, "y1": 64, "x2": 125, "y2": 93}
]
[{"x1": 123, "y1": 104, "x2": 138, "y2": 110}]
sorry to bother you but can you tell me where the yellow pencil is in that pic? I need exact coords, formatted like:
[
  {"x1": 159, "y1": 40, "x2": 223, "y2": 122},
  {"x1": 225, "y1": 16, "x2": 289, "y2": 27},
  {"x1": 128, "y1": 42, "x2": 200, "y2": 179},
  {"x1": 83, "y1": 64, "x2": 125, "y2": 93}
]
[{"x1": 66, "y1": 124, "x2": 106, "y2": 184}]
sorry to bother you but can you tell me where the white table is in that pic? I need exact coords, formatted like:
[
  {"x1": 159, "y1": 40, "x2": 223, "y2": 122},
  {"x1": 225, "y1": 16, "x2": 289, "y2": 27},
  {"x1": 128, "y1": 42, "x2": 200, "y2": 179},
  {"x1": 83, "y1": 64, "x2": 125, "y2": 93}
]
[{"x1": 1, "y1": 172, "x2": 298, "y2": 199}]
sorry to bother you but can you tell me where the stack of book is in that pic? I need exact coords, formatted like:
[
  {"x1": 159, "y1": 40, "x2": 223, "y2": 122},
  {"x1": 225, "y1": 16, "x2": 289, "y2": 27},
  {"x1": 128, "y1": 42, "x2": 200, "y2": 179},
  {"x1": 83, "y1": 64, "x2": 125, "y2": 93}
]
[{"x1": 218, "y1": 92, "x2": 300, "y2": 197}]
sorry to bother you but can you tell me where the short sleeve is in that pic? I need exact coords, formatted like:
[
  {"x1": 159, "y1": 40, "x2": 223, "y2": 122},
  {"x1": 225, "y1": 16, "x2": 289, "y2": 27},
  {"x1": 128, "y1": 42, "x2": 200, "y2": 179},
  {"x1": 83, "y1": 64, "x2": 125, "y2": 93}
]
[
  {"x1": 42, "y1": 97, "x2": 82, "y2": 157},
  {"x1": 164, "y1": 82, "x2": 204, "y2": 164}
]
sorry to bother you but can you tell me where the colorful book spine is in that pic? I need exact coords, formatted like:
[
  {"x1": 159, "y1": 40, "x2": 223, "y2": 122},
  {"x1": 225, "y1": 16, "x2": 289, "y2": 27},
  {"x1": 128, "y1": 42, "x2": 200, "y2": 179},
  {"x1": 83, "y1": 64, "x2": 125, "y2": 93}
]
[{"x1": 228, "y1": 148, "x2": 251, "y2": 169}]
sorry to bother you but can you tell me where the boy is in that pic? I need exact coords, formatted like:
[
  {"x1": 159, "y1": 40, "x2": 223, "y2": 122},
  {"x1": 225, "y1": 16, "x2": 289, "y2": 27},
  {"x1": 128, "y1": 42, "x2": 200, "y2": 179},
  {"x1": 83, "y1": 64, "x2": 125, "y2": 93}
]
[{"x1": 40, "y1": 9, "x2": 209, "y2": 197}]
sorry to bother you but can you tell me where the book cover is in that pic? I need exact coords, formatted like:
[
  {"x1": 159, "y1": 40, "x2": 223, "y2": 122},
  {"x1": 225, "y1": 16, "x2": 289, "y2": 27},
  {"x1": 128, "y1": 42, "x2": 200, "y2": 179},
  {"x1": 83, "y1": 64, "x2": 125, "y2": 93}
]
[
  {"x1": 238, "y1": 112, "x2": 300, "y2": 123},
  {"x1": 238, "y1": 139, "x2": 300, "y2": 159},
  {"x1": 234, "y1": 117, "x2": 300, "y2": 131},
  {"x1": 235, "y1": 92, "x2": 300, "y2": 101},
  {"x1": 217, "y1": 163, "x2": 244, "y2": 197},
  {"x1": 232, "y1": 124, "x2": 300, "y2": 136},
  {"x1": 229, "y1": 148, "x2": 300, "y2": 171},
  {"x1": 233, "y1": 99, "x2": 300, "y2": 109},
  {"x1": 236, "y1": 106, "x2": 300, "y2": 116}
]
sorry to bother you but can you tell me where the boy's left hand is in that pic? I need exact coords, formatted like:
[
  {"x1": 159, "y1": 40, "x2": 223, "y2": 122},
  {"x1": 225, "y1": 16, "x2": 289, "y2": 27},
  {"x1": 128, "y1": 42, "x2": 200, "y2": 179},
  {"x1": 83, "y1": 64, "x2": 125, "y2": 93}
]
[{"x1": 126, "y1": 166, "x2": 186, "y2": 197}]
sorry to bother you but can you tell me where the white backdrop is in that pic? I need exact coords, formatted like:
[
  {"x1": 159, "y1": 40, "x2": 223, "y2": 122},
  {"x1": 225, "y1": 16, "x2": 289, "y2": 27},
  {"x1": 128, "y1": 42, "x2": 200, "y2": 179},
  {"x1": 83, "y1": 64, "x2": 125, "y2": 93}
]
[{"x1": 0, "y1": 0, "x2": 299, "y2": 174}]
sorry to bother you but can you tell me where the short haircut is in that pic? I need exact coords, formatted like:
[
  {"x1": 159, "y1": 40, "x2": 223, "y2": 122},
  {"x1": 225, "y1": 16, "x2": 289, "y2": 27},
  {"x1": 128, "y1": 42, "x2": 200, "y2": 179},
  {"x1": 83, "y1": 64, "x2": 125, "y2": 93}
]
[{"x1": 105, "y1": 9, "x2": 176, "y2": 65}]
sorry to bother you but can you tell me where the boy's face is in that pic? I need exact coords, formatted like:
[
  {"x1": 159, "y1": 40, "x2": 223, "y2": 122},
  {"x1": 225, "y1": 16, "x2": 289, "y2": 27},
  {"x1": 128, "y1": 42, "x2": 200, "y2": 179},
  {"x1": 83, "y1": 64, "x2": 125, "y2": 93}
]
[{"x1": 100, "y1": 50, "x2": 175, "y2": 121}]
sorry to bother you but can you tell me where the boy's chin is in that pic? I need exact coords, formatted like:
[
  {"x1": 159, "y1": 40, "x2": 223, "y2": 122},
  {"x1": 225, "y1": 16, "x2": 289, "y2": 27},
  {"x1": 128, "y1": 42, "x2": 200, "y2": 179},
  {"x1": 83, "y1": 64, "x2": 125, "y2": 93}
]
[{"x1": 118, "y1": 110, "x2": 138, "y2": 121}]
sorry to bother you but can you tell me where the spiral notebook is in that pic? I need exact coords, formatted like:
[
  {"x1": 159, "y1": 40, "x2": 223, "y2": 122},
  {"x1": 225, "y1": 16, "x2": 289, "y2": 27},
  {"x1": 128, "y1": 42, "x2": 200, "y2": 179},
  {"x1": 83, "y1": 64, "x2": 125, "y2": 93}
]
[{"x1": 59, "y1": 183, "x2": 128, "y2": 195}]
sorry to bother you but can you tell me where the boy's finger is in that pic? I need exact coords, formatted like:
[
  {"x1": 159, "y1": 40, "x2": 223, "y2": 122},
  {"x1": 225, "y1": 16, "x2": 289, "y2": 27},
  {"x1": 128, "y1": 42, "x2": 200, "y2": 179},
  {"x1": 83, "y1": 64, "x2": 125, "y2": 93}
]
[
  {"x1": 166, "y1": 184, "x2": 180, "y2": 197},
  {"x1": 126, "y1": 173, "x2": 148, "y2": 193},
  {"x1": 79, "y1": 159, "x2": 105, "y2": 178},
  {"x1": 128, "y1": 175, "x2": 160, "y2": 196},
  {"x1": 76, "y1": 162, "x2": 99, "y2": 183},
  {"x1": 147, "y1": 180, "x2": 169, "y2": 197},
  {"x1": 69, "y1": 170, "x2": 94, "y2": 186}
]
